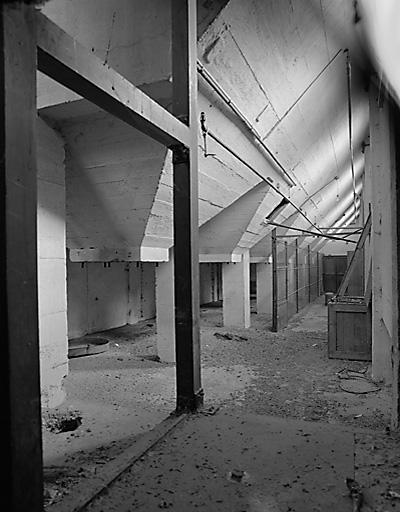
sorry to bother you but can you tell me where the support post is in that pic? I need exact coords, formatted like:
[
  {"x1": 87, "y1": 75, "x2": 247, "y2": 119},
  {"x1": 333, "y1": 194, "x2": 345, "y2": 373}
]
[
  {"x1": 295, "y1": 239, "x2": 299, "y2": 312},
  {"x1": 171, "y1": 0, "x2": 203, "y2": 412},
  {"x1": 392, "y1": 100, "x2": 400, "y2": 429},
  {"x1": 308, "y1": 244, "x2": 312, "y2": 302},
  {"x1": 222, "y1": 251, "x2": 250, "y2": 328},
  {"x1": 1, "y1": 4, "x2": 43, "y2": 510},
  {"x1": 156, "y1": 255, "x2": 175, "y2": 363},
  {"x1": 369, "y1": 85, "x2": 395, "y2": 387},
  {"x1": 285, "y1": 241, "x2": 289, "y2": 307},
  {"x1": 272, "y1": 229, "x2": 278, "y2": 332},
  {"x1": 256, "y1": 262, "x2": 272, "y2": 316}
]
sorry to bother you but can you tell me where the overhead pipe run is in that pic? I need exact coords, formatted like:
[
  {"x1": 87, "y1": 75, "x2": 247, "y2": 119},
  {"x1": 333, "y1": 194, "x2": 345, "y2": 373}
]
[
  {"x1": 200, "y1": 112, "x2": 324, "y2": 234},
  {"x1": 264, "y1": 220, "x2": 357, "y2": 243},
  {"x1": 197, "y1": 60, "x2": 296, "y2": 187}
]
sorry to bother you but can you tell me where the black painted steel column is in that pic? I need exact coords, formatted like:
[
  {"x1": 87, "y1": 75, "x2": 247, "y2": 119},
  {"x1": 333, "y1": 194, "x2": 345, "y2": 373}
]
[
  {"x1": 1, "y1": 4, "x2": 43, "y2": 510},
  {"x1": 391, "y1": 99, "x2": 400, "y2": 430},
  {"x1": 171, "y1": 0, "x2": 203, "y2": 411},
  {"x1": 272, "y1": 229, "x2": 278, "y2": 332}
]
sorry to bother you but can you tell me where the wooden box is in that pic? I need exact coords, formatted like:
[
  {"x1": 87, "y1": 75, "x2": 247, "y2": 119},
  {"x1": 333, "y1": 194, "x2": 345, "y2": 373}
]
[{"x1": 328, "y1": 297, "x2": 372, "y2": 360}]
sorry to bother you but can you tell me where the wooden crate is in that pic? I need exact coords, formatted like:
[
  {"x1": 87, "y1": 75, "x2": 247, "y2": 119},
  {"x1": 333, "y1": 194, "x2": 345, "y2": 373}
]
[{"x1": 328, "y1": 298, "x2": 372, "y2": 360}]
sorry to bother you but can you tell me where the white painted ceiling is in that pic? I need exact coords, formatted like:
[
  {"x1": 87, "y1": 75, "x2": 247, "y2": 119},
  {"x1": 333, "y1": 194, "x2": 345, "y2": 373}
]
[{"x1": 37, "y1": 0, "x2": 372, "y2": 258}]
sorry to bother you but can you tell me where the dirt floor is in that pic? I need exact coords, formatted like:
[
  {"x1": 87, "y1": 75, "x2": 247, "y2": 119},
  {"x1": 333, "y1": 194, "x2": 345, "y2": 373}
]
[{"x1": 43, "y1": 298, "x2": 400, "y2": 511}]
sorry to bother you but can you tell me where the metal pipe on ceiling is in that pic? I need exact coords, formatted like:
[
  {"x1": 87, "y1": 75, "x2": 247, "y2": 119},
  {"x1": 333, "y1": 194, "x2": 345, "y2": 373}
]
[
  {"x1": 200, "y1": 113, "x2": 324, "y2": 234},
  {"x1": 345, "y1": 49, "x2": 359, "y2": 218},
  {"x1": 197, "y1": 60, "x2": 296, "y2": 187},
  {"x1": 264, "y1": 220, "x2": 357, "y2": 243}
]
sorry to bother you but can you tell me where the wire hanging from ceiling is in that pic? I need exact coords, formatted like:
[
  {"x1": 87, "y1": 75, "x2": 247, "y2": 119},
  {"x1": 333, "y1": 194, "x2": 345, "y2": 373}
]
[{"x1": 345, "y1": 49, "x2": 359, "y2": 218}]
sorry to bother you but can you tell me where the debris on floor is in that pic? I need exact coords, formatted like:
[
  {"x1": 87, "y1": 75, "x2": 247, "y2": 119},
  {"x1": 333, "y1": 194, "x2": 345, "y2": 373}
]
[
  {"x1": 199, "y1": 405, "x2": 220, "y2": 416},
  {"x1": 386, "y1": 489, "x2": 400, "y2": 500},
  {"x1": 43, "y1": 300, "x2": 397, "y2": 509},
  {"x1": 213, "y1": 332, "x2": 248, "y2": 342},
  {"x1": 227, "y1": 468, "x2": 249, "y2": 483},
  {"x1": 43, "y1": 409, "x2": 82, "y2": 433}
]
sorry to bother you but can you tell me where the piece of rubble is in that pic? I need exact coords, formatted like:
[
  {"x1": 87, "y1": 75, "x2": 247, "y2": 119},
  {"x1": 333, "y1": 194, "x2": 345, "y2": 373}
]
[
  {"x1": 214, "y1": 332, "x2": 233, "y2": 340},
  {"x1": 386, "y1": 489, "x2": 400, "y2": 500}
]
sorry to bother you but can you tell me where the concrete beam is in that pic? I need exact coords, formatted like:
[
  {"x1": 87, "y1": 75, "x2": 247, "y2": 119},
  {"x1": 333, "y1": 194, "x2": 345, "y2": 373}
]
[
  {"x1": 69, "y1": 246, "x2": 169, "y2": 262},
  {"x1": 36, "y1": 12, "x2": 191, "y2": 148},
  {"x1": 199, "y1": 253, "x2": 242, "y2": 263}
]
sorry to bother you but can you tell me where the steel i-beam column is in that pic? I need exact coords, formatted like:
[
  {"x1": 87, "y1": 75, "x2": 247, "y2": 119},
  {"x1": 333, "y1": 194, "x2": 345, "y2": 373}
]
[
  {"x1": 1, "y1": 4, "x2": 43, "y2": 510},
  {"x1": 171, "y1": 0, "x2": 203, "y2": 412},
  {"x1": 272, "y1": 229, "x2": 278, "y2": 332},
  {"x1": 391, "y1": 99, "x2": 400, "y2": 430}
]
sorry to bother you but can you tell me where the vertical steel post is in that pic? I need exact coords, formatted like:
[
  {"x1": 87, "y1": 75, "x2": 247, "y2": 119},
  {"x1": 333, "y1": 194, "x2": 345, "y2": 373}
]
[
  {"x1": 1, "y1": 4, "x2": 43, "y2": 510},
  {"x1": 391, "y1": 99, "x2": 400, "y2": 429},
  {"x1": 171, "y1": 0, "x2": 203, "y2": 411},
  {"x1": 285, "y1": 241, "x2": 289, "y2": 320},
  {"x1": 295, "y1": 238, "x2": 299, "y2": 312},
  {"x1": 272, "y1": 229, "x2": 278, "y2": 332},
  {"x1": 308, "y1": 244, "x2": 312, "y2": 303}
]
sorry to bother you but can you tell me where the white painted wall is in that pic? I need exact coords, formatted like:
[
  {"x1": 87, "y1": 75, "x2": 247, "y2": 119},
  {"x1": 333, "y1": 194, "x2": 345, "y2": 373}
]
[
  {"x1": 37, "y1": 117, "x2": 68, "y2": 408},
  {"x1": 67, "y1": 261, "x2": 155, "y2": 339}
]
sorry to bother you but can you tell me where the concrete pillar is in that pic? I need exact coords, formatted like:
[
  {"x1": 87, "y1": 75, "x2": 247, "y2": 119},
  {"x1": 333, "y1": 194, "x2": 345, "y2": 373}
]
[
  {"x1": 155, "y1": 254, "x2": 175, "y2": 363},
  {"x1": 222, "y1": 250, "x2": 250, "y2": 328},
  {"x1": 37, "y1": 118, "x2": 68, "y2": 409},
  {"x1": 256, "y1": 262, "x2": 272, "y2": 317},
  {"x1": 370, "y1": 86, "x2": 394, "y2": 383},
  {"x1": 200, "y1": 263, "x2": 213, "y2": 305},
  {"x1": 128, "y1": 263, "x2": 142, "y2": 324}
]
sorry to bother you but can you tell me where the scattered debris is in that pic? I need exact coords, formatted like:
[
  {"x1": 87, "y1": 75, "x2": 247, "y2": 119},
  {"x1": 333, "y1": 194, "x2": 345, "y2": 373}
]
[
  {"x1": 228, "y1": 469, "x2": 246, "y2": 483},
  {"x1": 43, "y1": 485, "x2": 61, "y2": 505},
  {"x1": 385, "y1": 489, "x2": 400, "y2": 500},
  {"x1": 199, "y1": 405, "x2": 220, "y2": 416},
  {"x1": 158, "y1": 500, "x2": 172, "y2": 509},
  {"x1": 214, "y1": 332, "x2": 248, "y2": 342},
  {"x1": 141, "y1": 354, "x2": 161, "y2": 362},
  {"x1": 44, "y1": 410, "x2": 82, "y2": 433},
  {"x1": 338, "y1": 368, "x2": 368, "y2": 380},
  {"x1": 214, "y1": 332, "x2": 233, "y2": 340},
  {"x1": 346, "y1": 477, "x2": 364, "y2": 512}
]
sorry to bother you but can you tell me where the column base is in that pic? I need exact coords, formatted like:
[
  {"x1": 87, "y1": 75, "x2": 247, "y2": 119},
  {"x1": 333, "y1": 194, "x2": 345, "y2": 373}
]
[{"x1": 176, "y1": 388, "x2": 204, "y2": 413}]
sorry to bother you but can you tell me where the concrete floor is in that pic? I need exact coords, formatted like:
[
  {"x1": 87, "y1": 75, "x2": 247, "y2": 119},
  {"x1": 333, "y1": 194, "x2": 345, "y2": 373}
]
[
  {"x1": 87, "y1": 412, "x2": 355, "y2": 512},
  {"x1": 43, "y1": 299, "x2": 400, "y2": 511}
]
